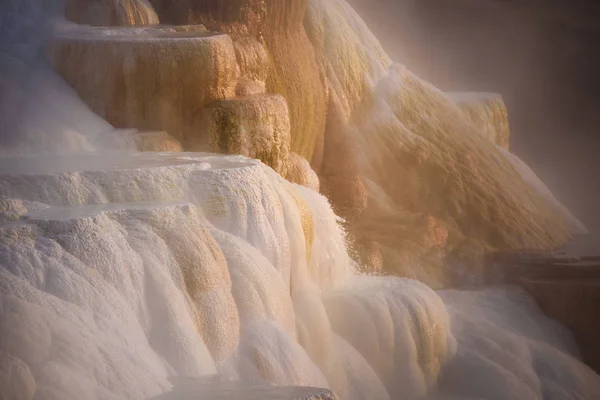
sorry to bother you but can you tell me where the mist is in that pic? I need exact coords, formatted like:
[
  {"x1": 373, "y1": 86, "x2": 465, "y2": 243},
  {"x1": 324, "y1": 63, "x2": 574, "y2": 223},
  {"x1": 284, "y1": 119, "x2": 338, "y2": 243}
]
[
  {"x1": 1, "y1": 0, "x2": 600, "y2": 399},
  {"x1": 348, "y1": 0, "x2": 600, "y2": 232}
]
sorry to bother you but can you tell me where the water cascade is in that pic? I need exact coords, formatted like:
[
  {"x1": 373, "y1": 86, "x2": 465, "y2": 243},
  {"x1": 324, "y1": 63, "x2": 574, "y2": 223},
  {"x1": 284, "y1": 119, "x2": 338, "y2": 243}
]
[
  {"x1": 1, "y1": 0, "x2": 599, "y2": 400},
  {"x1": 303, "y1": 0, "x2": 585, "y2": 285},
  {"x1": 0, "y1": 153, "x2": 452, "y2": 399}
]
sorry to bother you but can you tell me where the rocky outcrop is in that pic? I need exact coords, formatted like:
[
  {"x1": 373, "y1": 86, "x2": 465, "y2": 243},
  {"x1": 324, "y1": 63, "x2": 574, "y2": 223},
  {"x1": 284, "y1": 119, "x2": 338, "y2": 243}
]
[
  {"x1": 449, "y1": 92, "x2": 511, "y2": 149},
  {"x1": 359, "y1": 65, "x2": 573, "y2": 285},
  {"x1": 196, "y1": 94, "x2": 291, "y2": 174},
  {"x1": 50, "y1": 0, "x2": 579, "y2": 288},
  {"x1": 65, "y1": 0, "x2": 159, "y2": 26},
  {"x1": 150, "y1": 0, "x2": 329, "y2": 165},
  {"x1": 47, "y1": 26, "x2": 236, "y2": 148}
]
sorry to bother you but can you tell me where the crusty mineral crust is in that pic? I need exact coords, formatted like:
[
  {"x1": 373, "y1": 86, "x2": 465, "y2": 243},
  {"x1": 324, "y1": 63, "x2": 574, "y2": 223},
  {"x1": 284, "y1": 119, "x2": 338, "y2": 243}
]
[
  {"x1": 150, "y1": 0, "x2": 328, "y2": 165},
  {"x1": 197, "y1": 94, "x2": 291, "y2": 175},
  {"x1": 47, "y1": 27, "x2": 237, "y2": 146}
]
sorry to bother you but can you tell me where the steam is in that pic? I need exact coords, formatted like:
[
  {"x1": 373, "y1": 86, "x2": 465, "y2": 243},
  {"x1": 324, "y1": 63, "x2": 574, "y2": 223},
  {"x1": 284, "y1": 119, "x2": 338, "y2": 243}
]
[
  {"x1": 435, "y1": 287, "x2": 600, "y2": 400},
  {"x1": 0, "y1": 1, "x2": 599, "y2": 400},
  {"x1": 0, "y1": 0, "x2": 138, "y2": 155}
]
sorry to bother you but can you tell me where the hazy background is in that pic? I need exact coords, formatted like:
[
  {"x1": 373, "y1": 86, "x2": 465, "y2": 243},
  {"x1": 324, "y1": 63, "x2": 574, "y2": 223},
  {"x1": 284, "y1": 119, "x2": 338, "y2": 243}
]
[{"x1": 348, "y1": 0, "x2": 600, "y2": 233}]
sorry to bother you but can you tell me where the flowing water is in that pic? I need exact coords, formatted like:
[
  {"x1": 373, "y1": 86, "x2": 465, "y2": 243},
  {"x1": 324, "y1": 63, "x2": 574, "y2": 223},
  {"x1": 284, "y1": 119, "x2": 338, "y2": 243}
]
[{"x1": 1, "y1": 1, "x2": 599, "y2": 400}]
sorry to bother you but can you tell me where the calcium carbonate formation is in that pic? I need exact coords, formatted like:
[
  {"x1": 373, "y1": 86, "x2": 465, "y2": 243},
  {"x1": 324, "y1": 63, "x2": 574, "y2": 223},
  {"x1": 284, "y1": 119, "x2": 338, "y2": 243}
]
[
  {"x1": 1, "y1": 0, "x2": 599, "y2": 399},
  {"x1": 1, "y1": 152, "x2": 599, "y2": 400},
  {"x1": 0, "y1": 153, "x2": 450, "y2": 399}
]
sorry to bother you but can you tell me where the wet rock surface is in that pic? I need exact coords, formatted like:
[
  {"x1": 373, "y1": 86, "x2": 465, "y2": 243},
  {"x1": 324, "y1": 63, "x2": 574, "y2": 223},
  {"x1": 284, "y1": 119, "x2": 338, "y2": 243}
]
[
  {"x1": 348, "y1": 0, "x2": 600, "y2": 234},
  {"x1": 46, "y1": 26, "x2": 237, "y2": 147},
  {"x1": 3, "y1": 1, "x2": 600, "y2": 399},
  {"x1": 197, "y1": 94, "x2": 291, "y2": 174},
  {"x1": 42, "y1": 0, "x2": 580, "y2": 288},
  {"x1": 0, "y1": 152, "x2": 457, "y2": 400},
  {"x1": 304, "y1": 1, "x2": 577, "y2": 286}
]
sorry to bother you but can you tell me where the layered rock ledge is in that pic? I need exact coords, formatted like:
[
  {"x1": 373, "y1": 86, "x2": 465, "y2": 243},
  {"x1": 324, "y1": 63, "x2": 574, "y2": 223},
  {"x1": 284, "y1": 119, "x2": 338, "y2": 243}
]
[
  {"x1": 0, "y1": 152, "x2": 257, "y2": 206},
  {"x1": 45, "y1": 0, "x2": 580, "y2": 289},
  {"x1": 46, "y1": 26, "x2": 237, "y2": 147},
  {"x1": 0, "y1": 151, "x2": 455, "y2": 399},
  {"x1": 150, "y1": 0, "x2": 329, "y2": 164}
]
